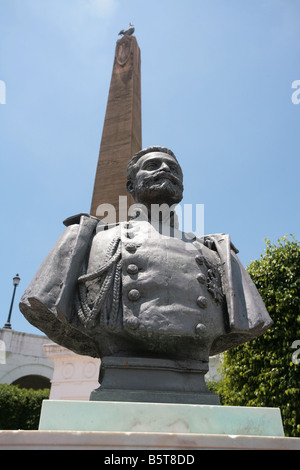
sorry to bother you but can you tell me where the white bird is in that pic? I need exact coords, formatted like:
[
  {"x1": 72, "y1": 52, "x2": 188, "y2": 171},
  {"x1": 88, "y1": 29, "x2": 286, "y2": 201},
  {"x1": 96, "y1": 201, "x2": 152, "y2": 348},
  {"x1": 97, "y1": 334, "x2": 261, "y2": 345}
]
[{"x1": 119, "y1": 23, "x2": 135, "y2": 36}]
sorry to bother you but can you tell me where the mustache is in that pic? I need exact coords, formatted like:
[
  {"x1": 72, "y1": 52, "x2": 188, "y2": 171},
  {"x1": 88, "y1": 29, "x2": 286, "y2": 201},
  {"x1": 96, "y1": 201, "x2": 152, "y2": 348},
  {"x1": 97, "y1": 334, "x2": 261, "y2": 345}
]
[{"x1": 142, "y1": 171, "x2": 183, "y2": 190}]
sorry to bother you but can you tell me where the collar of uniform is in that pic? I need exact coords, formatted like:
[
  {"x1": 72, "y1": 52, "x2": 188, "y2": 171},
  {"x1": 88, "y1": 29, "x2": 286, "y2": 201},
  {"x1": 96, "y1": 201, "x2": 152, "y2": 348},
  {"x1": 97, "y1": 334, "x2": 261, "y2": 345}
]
[{"x1": 128, "y1": 203, "x2": 179, "y2": 229}]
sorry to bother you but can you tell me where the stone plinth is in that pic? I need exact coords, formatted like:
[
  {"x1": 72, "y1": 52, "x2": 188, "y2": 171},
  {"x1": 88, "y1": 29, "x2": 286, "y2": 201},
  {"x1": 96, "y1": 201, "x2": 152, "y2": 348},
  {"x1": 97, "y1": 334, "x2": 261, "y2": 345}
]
[
  {"x1": 1, "y1": 430, "x2": 300, "y2": 450},
  {"x1": 1, "y1": 399, "x2": 298, "y2": 451},
  {"x1": 91, "y1": 356, "x2": 220, "y2": 404},
  {"x1": 38, "y1": 400, "x2": 284, "y2": 437}
]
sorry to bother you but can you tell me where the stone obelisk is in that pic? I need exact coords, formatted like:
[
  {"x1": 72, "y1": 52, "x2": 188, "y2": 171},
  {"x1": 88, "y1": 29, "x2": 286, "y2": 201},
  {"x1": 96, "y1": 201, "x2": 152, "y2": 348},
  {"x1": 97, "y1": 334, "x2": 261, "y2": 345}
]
[{"x1": 90, "y1": 34, "x2": 142, "y2": 222}]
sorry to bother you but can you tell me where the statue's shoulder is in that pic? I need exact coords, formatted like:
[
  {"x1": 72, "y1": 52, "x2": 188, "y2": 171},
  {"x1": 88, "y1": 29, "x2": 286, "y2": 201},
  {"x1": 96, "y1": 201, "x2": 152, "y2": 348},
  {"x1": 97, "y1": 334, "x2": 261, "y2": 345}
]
[
  {"x1": 62, "y1": 213, "x2": 120, "y2": 233},
  {"x1": 63, "y1": 213, "x2": 100, "y2": 227},
  {"x1": 198, "y1": 233, "x2": 239, "y2": 254}
]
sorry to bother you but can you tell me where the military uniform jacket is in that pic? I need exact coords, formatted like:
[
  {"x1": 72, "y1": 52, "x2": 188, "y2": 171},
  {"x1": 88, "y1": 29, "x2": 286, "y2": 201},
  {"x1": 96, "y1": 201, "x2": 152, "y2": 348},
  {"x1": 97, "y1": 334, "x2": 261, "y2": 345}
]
[{"x1": 20, "y1": 212, "x2": 272, "y2": 359}]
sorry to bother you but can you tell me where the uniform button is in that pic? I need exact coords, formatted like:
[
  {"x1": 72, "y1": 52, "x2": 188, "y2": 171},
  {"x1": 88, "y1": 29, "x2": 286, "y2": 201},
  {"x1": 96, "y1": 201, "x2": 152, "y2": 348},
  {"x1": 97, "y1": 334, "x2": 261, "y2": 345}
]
[
  {"x1": 197, "y1": 296, "x2": 207, "y2": 308},
  {"x1": 195, "y1": 323, "x2": 208, "y2": 336},
  {"x1": 125, "y1": 316, "x2": 140, "y2": 329},
  {"x1": 125, "y1": 243, "x2": 137, "y2": 253},
  {"x1": 128, "y1": 289, "x2": 140, "y2": 301},
  {"x1": 126, "y1": 232, "x2": 135, "y2": 239},
  {"x1": 197, "y1": 273, "x2": 206, "y2": 284},
  {"x1": 127, "y1": 264, "x2": 138, "y2": 274},
  {"x1": 195, "y1": 254, "x2": 204, "y2": 265}
]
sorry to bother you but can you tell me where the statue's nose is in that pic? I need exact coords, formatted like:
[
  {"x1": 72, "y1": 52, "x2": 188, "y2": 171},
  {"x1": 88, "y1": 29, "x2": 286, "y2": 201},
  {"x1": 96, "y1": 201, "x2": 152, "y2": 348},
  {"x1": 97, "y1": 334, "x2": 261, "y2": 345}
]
[{"x1": 160, "y1": 162, "x2": 171, "y2": 172}]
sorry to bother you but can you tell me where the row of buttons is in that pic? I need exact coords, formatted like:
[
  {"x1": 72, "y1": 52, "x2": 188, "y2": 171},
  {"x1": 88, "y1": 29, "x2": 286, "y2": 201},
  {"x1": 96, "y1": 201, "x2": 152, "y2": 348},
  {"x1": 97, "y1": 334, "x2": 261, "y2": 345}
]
[
  {"x1": 124, "y1": 240, "x2": 141, "y2": 330},
  {"x1": 195, "y1": 253, "x2": 208, "y2": 309},
  {"x1": 124, "y1": 239, "x2": 209, "y2": 337},
  {"x1": 125, "y1": 243, "x2": 209, "y2": 308},
  {"x1": 125, "y1": 242, "x2": 141, "y2": 303},
  {"x1": 195, "y1": 252, "x2": 209, "y2": 335}
]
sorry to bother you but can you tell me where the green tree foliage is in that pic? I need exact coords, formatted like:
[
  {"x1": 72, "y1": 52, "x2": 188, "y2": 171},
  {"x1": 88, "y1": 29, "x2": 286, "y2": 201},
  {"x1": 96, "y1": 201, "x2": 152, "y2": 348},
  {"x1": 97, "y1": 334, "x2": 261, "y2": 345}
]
[
  {"x1": 217, "y1": 235, "x2": 300, "y2": 437},
  {"x1": 0, "y1": 384, "x2": 49, "y2": 430}
]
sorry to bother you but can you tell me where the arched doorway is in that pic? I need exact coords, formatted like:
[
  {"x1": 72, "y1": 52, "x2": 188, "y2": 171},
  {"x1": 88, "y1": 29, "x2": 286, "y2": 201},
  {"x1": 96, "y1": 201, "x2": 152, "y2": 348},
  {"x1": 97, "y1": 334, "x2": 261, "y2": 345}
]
[{"x1": 12, "y1": 374, "x2": 50, "y2": 390}]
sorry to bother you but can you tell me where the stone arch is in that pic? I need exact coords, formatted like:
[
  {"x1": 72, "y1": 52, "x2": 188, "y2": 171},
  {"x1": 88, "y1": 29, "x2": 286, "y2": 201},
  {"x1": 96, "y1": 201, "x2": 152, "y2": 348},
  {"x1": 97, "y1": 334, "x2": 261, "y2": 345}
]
[{"x1": 0, "y1": 363, "x2": 53, "y2": 389}]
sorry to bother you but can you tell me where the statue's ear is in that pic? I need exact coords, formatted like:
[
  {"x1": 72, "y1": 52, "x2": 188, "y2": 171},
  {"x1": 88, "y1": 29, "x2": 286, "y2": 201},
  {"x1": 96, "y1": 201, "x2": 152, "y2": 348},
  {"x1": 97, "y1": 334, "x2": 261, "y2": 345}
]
[{"x1": 126, "y1": 180, "x2": 134, "y2": 195}]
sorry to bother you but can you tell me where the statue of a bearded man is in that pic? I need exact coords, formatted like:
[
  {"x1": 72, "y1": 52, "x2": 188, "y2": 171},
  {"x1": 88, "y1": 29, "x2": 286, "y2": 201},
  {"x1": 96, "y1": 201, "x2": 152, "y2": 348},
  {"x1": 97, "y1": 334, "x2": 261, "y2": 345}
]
[{"x1": 20, "y1": 146, "x2": 272, "y2": 404}]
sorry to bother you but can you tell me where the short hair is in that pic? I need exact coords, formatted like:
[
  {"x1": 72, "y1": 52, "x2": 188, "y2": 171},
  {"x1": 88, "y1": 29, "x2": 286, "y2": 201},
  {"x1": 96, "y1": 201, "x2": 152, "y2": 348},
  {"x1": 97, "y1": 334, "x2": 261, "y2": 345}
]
[{"x1": 127, "y1": 146, "x2": 181, "y2": 183}]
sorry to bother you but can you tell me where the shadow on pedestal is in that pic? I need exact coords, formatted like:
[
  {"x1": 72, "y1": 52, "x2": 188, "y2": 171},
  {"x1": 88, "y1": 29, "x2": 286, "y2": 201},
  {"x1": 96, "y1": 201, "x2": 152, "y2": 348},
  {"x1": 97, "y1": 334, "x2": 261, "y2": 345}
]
[{"x1": 89, "y1": 356, "x2": 220, "y2": 405}]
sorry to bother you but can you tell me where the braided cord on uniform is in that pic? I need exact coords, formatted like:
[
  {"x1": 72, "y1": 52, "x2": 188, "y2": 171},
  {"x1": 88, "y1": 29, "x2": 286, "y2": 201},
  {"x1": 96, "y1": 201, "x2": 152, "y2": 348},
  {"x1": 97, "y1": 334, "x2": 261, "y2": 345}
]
[{"x1": 76, "y1": 233, "x2": 122, "y2": 329}]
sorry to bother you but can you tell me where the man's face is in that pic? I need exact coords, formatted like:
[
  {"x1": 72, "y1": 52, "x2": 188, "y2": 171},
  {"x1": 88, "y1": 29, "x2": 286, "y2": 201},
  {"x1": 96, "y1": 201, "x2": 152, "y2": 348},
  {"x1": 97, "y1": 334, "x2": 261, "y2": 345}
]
[{"x1": 129, "y1": 152, "x2": 184, "y2": 206}]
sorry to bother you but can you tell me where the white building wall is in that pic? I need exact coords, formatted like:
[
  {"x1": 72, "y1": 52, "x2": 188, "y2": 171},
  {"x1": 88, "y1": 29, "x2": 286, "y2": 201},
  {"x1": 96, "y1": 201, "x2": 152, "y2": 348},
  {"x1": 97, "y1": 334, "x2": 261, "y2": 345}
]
[
  {"x1": 0, "y1": 328, "x2": 54, "y2": 386},
  {"x1": 43, "y1": 344, "x2": 100, "y2": 400}
]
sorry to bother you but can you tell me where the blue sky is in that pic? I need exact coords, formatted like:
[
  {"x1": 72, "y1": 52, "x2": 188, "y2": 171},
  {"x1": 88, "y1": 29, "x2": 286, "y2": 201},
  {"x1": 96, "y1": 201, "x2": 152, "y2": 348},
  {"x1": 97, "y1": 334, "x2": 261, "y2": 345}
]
[{"x1": 0, "y1": 0, "x2": 299, "y2": 334}]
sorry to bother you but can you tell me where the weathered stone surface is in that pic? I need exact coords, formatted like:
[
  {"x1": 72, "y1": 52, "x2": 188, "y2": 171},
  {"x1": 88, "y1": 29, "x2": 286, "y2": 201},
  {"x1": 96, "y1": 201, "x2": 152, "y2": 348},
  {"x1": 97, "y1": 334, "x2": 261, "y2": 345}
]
[
  {"x1": 90, "y1": 35, "x2": 142, "y2": 221},
  {"x1": 2, "y1": 430, "x2": 300, "y2": 450},
  {"x1": 38, "y1": 400, "x2": 285, "y2": 436}
]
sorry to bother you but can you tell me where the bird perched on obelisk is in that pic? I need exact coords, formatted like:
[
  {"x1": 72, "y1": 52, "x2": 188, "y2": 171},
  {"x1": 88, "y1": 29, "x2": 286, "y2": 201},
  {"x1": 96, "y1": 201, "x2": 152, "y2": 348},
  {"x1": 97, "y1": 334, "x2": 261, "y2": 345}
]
[{"x1": 119, "y1": 23, "x2": 135, "y2": 36}]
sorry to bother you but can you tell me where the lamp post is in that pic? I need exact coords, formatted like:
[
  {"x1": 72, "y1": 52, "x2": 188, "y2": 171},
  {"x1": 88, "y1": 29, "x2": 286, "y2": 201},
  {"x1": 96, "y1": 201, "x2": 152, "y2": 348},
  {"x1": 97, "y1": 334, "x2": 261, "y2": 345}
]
[{"x1": 3, "y1": 274, "x2": 21, "y2": 329}]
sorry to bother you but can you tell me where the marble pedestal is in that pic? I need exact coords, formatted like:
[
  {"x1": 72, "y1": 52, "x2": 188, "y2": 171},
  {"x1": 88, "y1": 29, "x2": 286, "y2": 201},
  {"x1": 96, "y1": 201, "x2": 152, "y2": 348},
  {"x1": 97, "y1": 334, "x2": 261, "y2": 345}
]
[
  {"x1": 38, "y1": 400, "x2": 284, "y2": 437},
  {"x1": 1, "y1": 430, "x2": 300, "y2": 450},
  {"x1": 1, "y1": 401, "x2": 300, "y2": 450}
]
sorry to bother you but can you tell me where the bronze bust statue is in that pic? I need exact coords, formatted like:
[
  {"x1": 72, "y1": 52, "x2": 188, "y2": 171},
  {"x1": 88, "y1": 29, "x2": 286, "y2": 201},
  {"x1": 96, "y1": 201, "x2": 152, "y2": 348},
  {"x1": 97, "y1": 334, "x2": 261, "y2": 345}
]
[{"x1": 20, "y1": 146, "x2": 272, "y2": 404}]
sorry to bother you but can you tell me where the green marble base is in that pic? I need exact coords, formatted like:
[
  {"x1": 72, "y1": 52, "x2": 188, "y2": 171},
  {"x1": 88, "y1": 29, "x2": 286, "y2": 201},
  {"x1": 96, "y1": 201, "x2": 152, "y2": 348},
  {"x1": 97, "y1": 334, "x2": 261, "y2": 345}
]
[{"x1": 38, "y1": 400, "x2": 284, "y2": 437}]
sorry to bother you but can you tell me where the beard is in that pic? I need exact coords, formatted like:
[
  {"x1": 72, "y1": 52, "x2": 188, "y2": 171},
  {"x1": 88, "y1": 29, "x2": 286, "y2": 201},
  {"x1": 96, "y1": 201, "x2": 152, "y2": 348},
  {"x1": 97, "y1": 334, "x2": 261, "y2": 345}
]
[{"x1": 133, "y1": 172, "x2": 184, "y2": 206}]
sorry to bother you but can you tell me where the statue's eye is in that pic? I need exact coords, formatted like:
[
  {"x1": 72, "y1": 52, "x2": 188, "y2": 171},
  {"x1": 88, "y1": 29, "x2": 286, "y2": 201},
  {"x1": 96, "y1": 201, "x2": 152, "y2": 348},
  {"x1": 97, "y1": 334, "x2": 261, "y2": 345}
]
[
  {"x1": 168, "y1": 163, "x2": 179, "y2": 173},
  {"x1": 144, "y1": 162, "x2": 159, "y2": 171}
]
